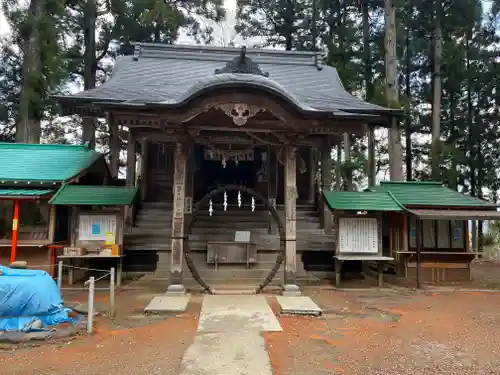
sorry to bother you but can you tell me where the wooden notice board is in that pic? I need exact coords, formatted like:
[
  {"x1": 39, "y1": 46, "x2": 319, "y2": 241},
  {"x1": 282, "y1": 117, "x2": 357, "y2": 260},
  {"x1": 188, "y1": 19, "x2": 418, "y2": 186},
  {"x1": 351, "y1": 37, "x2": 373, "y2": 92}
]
[{"x1": 338, "y1": 217, "x2": 379, "y2": 254}]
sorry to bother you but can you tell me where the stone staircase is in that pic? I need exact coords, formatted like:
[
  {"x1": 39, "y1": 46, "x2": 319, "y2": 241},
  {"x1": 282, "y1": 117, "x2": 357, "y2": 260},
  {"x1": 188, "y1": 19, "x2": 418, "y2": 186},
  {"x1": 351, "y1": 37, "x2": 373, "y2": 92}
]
[{"x1": 123, "y1": 200, "x2": 335, "y2": 288}]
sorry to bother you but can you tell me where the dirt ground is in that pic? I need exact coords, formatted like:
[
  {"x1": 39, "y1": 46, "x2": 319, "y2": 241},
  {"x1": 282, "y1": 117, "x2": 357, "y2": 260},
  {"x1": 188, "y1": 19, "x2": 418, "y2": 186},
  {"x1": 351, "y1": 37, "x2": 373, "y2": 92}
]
[{"x1": 2, "y1": 261, "x2": 500, "y2": 375}]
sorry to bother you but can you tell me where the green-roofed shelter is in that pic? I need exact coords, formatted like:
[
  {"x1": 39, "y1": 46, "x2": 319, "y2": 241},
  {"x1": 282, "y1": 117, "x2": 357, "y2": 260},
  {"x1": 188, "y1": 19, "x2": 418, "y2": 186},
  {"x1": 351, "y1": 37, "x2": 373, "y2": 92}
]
[
  {"x1": 50, "y1": 185, "x2": 138, "y2": 206},
  {"x1": 0, "y1": 142, "x2": 109, "y2": 186},
  {"x1": 323, "y1": 181, "x2": 500, "y2": 286},
  {"x1": 0, "y1": 142, "x2": 114, "y2": 269}
]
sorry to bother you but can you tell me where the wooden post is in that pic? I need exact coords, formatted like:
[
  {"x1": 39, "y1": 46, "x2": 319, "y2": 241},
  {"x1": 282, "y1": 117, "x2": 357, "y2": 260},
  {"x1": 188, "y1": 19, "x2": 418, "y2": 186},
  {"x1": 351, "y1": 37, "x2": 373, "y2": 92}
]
[
  {"x1": 140, "y1": 139, "x2": 149, "y2": 201},
  {"x1": 109, "y1": 117, "x2": 120, "y2": 179},
  {"x1": 87, "y1": 276, "x2": 95, "y2": 334},
  {"x1": 10, "y1": 199, "x2": 20, "y2": 264},
  {"x1": 167, "y1": 141, "x2": 187, "y2": 295},
  {"x1": 416, "y1": 217, "x2": 422, "y2": 289},
  {"x1": 367, "y1": 126, "x2": 376, "y2": 187},
  {"x1": 126, "y1": 130, "x2": 136, "y2": 187},
  {"x1": 57, "y1": 260, "x2": 63, "y2": 290},
  {"x1": 282, "y1": 145, "x2": 301, "y2": 296},
  {"x1": 307, "y1": 147, "x2": 315, "y2": 204},
  {"x1": 321, "y1": 139, "x2": 333, "y2": 233},
  {"x1": 268, "y1": 145, "x2": 278, "y2": 234},
  {"x1": 126, "y1": 131, "x2": 137, "y2": 225},
  {"x1": 184, "y1": 142, "x2": 194, "y2": 224},
  {"x1": 109, "y1": 267, "x2": 116, "y2": 317}
]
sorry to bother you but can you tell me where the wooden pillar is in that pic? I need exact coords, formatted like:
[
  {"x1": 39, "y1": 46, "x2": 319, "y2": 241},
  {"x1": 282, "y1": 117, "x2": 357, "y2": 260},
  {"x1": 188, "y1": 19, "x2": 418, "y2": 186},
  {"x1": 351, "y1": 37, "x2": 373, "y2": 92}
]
[
  {"x1": 109, "y1": 116, "x2": 120, "y2": 179},
  {"x1": 268, "y1": 145, "x2": 278, "y2": 234},
  {"x1": 125, "y1": 131, "x2": 137, "y2": 226},
  {"x1": 367, "y1": 125, "x2": 376, "y2": 187},
  {"x1": 10, "y1": 199, "x2": 20, "y2": 264},
  {"x1": 184, "y1": 143, "x2": 194, "y2": 226},
  {"x1": 140, "y1": 140, "x2": 148, "y2": 201},
  {"x1": 416, "y1": 217, "x2": 422, "y2": 289},
  {"x1": 126, "y1": 130, "x2": 136, "y2": 187},
  {"x1": 321, "y1": 139, "x2": 333, "y2": 233},
  {"x1": 167, "y1": 141, "x2": 187, "y2": 295},
  {"x1": 282, "y1": 145, "x2": 301, "y2": 296},
  {"x1": 307, "y1": 147, "x2": 315, "y2": 204}
]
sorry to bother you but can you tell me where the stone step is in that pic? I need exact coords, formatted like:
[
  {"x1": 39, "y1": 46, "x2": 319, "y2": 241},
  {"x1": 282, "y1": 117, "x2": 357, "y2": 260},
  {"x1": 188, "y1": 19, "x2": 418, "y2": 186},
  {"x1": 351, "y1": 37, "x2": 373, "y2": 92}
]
[{"x1": 124, "y1": 240, "x2": 335, "y2": 252}]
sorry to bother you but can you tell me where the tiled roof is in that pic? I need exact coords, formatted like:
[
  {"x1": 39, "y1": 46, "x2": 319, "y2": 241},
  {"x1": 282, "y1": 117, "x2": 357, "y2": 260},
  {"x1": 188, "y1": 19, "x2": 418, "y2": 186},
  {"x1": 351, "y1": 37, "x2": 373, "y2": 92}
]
[
  {"x1": 0, "y1": 143, "x2": 103, "y2": 184},
  {"x1": 369, "y1": 181, "x2": 496, "y2": 208},
  {"x1": 50, "y1": 185, "x2": 138, "y2": 206},
  {"x1": 0, "y1": 189, "x2": 54, "y2": 198},
  {"x1": 55, "y1": 43, "x2": 396, "y2": 117},
  {"x1": 323, "y1": 191, "x2": 403, "y2": 212}
]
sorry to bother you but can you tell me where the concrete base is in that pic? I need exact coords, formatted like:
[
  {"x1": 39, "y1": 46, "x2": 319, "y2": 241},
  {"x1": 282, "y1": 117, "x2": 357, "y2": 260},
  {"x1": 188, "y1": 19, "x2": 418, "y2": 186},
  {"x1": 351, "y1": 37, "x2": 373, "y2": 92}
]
[
  {"x1": 166, "y1": 284, "x2": 186, "y2": 296},
  {"x1": 179, "y1": 330, "x2": 272, "y2": 375},
  {"x1": 281, "y1": 284, "x2": 301, "y2": 297},
  {"x1": 198, "y1": 295, "x2": 282, "y2": 332},
  {"x1": 144, "y1": 295, "x2": 190, "y2": 313},
  {"x1": 276, "y1": 296, "x2": 322, "y2": 316}
]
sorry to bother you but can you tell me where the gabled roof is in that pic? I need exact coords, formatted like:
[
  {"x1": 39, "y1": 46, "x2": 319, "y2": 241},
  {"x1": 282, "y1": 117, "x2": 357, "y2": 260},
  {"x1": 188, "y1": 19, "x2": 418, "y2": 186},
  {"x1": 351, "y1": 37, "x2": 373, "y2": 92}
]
[
  {"x1": 368, "y1": 181, "x2": 496, "y2": 208},
  {"x1": 55, "y1": 43, "x2": 397, "y2": 119},
  {"x1": 0, "y1": 189, "x2": 54, "y2": 199},
  {"x1": 0, "y1": 143, "x2": 103, "y2": 184},
  {"x1": 50, "y1": 185, "x2": 138, "y2": 206},
  {"x1": 323, "y1": 191, "x2": 403, "y2": 212}
]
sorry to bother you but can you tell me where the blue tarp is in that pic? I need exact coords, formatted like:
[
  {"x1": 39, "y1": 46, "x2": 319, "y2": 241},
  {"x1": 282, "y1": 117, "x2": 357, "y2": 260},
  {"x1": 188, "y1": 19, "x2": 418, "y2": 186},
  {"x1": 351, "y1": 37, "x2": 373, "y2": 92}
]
[{"x1": 0, "y1": 266, "x2": 76, "y2": 332}]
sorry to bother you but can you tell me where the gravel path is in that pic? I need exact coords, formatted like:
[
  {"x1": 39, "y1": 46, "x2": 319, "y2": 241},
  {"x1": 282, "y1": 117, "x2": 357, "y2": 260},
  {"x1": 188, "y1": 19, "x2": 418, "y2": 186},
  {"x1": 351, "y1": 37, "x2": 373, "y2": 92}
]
[
  {"x1": 266, "y1": 289, "x2": 500, "y2": 375},
  {"x1": 1, "y1": 288, "x2": 500, "y2": 375},
  {"x1": 0, "y1": 300, "x2": 200, "y2": 375}
]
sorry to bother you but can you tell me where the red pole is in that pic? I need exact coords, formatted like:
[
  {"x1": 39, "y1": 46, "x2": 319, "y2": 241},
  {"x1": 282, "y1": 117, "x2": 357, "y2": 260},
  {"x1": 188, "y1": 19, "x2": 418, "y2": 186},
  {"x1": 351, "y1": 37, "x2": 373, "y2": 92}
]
[{"x1": 10, "y1": 200, "x2": 20, "y2": 264}]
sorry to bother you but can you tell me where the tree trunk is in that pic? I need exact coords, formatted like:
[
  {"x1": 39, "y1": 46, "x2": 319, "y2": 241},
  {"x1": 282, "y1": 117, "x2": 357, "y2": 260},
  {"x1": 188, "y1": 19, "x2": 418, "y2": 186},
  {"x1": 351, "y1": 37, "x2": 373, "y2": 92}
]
[
  {"x1": 363, "y1": 1, "x2": 376, "y2": 187},
  {"x1": 404, "y1": 0, "x2": 412, "y2": 180},
  {"x1": 17, "y1": 0, "x2": 44, "y2": 143},
  {"x1": 82, "y1": 0, "x2": 97, "y2": 145},
  {"x1": 384, "y1": 0, "x2": 403, "y2": 180},
  {"x1": 431, "y1": 11, "x2": 443, "y2": 180}
]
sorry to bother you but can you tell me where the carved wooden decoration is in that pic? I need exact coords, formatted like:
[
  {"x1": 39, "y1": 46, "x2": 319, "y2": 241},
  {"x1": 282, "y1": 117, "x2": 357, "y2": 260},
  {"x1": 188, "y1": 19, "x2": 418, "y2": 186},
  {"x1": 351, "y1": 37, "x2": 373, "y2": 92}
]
[
  {"x1": 170, "y1": 141, "x2": 187, "y2": 288},
  {"x1": 214, "y1": 103, "x2": 264, "y2": 126}
]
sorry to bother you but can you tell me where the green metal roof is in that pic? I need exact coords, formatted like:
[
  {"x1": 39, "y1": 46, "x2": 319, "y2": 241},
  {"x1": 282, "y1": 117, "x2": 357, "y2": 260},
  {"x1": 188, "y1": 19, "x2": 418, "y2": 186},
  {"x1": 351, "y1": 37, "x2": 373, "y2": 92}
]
[
  {"x1": 0, "y1": 142, "x2": 103, "y2": 183},
  {"x1": 49, "y1": 185, "x2": 138, "y2": 206},
  {"x1": 0, "y1": 189, "x2": 54, "y2": 198},
  {"x1": 323, "y1": 191, "x2": 403, "y2": 212},
  {"x1": 369, "y1": 181, "x2": 496, "y2": 208}
]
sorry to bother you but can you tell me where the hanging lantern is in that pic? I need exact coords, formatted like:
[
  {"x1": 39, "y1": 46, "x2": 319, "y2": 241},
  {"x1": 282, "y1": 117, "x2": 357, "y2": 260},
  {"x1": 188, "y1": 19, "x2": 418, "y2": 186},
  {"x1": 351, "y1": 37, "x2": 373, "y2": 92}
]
[
  {"x1": 223, "y1": 191, "x2": 227, "y2": 211},
  {"x1": 209, "y1": 199, "x2": 213, "y2": 216},
  {"x1": 237, "y1": 191, "x2": 242, "y2": 207}
]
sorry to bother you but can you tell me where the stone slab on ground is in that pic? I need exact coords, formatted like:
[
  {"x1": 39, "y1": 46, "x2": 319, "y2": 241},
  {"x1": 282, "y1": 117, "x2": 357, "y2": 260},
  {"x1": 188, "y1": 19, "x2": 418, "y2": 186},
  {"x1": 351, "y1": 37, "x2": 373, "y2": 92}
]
[
  {"x1": 143, "y1": 295, "x2": 190, "y2": 313},
  {"x1": 276, "y1": 296, "x2": 322, "y2": 316},
  {"x1": 179, "y1": 330, "x2": 272, "y2": 375},
  {"x1": 198, "y1": 295, "x2": 282, "y2": 332}
]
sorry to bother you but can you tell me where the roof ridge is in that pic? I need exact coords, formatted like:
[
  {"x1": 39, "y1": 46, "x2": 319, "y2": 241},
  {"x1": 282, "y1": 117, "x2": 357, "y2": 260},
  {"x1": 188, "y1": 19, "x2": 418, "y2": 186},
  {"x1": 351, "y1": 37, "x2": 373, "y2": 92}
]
[
  {"x1": 380, "y1": 181, "x2": 442, "y2": 186},
  {"x1": 134, "y1": 43, "x2": 318, "y2": 66}
]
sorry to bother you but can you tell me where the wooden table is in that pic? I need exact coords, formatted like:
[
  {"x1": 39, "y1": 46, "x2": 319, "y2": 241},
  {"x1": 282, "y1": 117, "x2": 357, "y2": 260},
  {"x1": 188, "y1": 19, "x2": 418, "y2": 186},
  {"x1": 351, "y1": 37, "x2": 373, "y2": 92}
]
[
  {"x1": 57, "y1": 254, "x2": 124, "y2": 289},
  {"x1": 334, "y1": 254, "x2": 394, "y2": 287}
]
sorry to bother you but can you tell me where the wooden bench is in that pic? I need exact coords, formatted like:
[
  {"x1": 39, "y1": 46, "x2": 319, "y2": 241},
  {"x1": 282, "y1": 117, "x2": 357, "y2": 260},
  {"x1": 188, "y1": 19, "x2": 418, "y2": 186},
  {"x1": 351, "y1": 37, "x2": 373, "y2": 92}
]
[{"x1": 394, "y1": 251, "x2": 475, "y2": 282}]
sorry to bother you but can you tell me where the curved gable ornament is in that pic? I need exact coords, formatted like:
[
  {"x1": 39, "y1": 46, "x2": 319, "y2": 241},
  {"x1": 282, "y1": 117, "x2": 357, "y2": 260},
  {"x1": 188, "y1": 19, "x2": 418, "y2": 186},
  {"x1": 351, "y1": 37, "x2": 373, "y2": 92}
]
[
  {"x1": 214, "y1": 103, "x2": 264, "y2": 126},
  {"x1": 214, "y1": 46, "x2": 270, "y2": 77}
]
